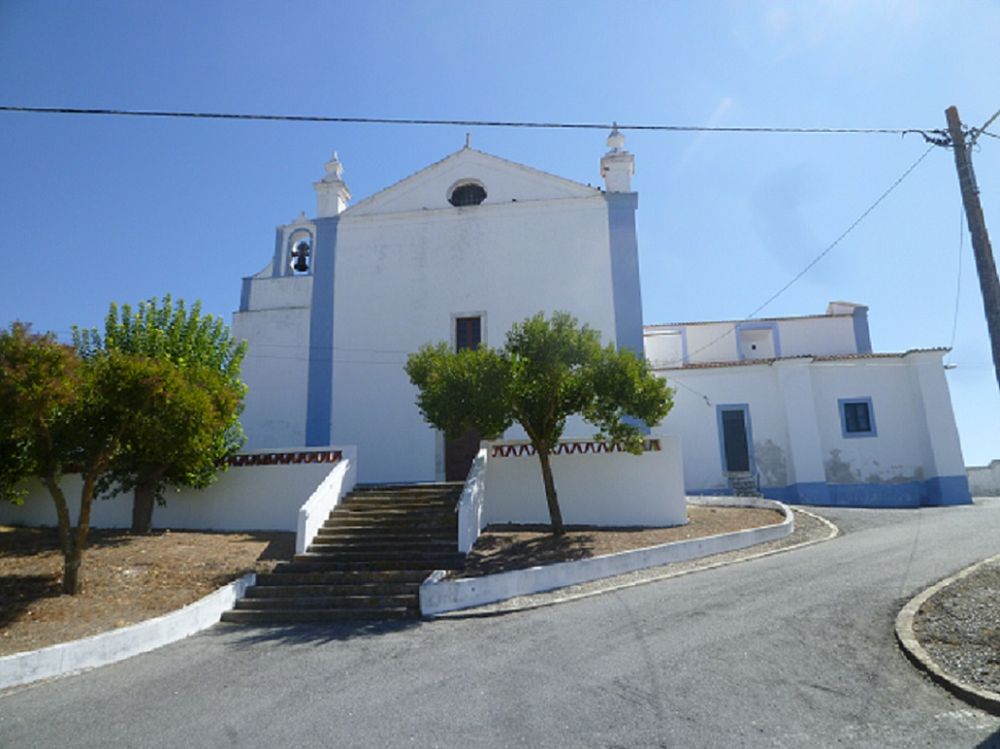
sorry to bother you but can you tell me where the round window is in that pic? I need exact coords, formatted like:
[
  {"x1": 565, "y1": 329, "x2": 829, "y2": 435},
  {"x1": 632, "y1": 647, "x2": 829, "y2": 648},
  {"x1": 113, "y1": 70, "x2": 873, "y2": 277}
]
[{"x1": 449, "y1": 182, "x2": 487, "y2": 207}]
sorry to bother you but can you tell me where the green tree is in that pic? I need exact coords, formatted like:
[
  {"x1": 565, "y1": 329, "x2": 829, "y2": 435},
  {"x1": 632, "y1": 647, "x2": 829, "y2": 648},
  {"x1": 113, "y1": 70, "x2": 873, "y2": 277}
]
[
  {"x1": 0, "y1": 325, "x2": 160, "y2": 593},
  {"x1": 405, "y1": 312, "x2": 673, "y2": 535},
  {"x1": 73, "y1": 296, "x2": 247, "y2": 533}
]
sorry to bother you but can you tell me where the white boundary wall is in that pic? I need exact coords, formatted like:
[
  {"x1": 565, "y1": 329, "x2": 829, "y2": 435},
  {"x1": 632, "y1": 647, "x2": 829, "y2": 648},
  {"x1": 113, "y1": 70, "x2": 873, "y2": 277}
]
[
  {"x1": 483, "y1": 437, "x2": 686, "y2": 527},
  {"x1": 422, "y1": 497, "x2": 793, "y2": 616},
  {"x1": 968, "y1": 460, "x2": 1000, "y2": 496},
  {"x1": 457, "y1": 449, "x2": 488, "y2": 553},
  {"x1": 0, "y1": 573, "x2": 255, "y2": 691},
  {"x1": 296, "y1": 448, "x2": 357, "y2": 552},
  {"x1": 0, "y1": 447, "x2": 355, "y2": 532}
]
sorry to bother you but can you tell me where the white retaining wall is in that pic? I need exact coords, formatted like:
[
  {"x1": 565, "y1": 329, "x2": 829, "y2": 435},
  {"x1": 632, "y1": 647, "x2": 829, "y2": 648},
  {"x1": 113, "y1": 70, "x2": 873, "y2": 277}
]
[
  {"x1": 0, "y1": 573, "x2": 255, "y2": 691},
  {"x1": 422, "y1": 497, "x2": 793, "y2": 616},
  {"x1": 457, "y1": 449, "x2": 488, "y2": 553},
  {"x1": 296, "y1": 449, "x2": 357, "y2": 552},
  {"x1": 0, "y1": 448, "x2": 354, "y2": 532},
  {"x1": 483, "y1": 437, "x2": 686, "y2": 527}
]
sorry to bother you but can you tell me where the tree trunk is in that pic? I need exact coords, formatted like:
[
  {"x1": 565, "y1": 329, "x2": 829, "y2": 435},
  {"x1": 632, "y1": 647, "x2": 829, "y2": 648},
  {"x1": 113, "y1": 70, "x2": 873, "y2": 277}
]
[
  {"x1": 41, "y1": 474, "x2": 82, "y2": 595},
  {"x1": 62, "y1": 546, "x2": 82, "y2": 595},
  {"x1": 132, "y1": 479, "x2": 157, "y2": 534},
  {"x1": 536, "y1": 447, "x2": 564, "y2": 536},
  {"x1": 64, "y1": 474, "x2": 97, "y2": 595}
]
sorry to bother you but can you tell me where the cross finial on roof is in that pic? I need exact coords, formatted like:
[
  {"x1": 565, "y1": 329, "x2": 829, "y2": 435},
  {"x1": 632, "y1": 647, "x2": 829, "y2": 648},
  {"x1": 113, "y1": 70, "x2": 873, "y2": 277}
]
[{"x1": 465, "y1": 132, "x2": 471, "y2": 149}]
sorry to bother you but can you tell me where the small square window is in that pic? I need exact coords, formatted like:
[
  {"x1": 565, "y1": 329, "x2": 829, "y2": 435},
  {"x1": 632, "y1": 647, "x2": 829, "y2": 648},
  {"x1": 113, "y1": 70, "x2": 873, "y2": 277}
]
[{"x1": 839, "y1": 398, "x2": 876, "y2": 438}]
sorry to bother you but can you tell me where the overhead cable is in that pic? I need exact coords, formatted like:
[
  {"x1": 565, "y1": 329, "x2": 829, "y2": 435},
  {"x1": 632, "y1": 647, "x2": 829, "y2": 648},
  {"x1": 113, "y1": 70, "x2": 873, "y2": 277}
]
[{"x1": 0, "y1": 105, "x2": 946, "y2": 139}]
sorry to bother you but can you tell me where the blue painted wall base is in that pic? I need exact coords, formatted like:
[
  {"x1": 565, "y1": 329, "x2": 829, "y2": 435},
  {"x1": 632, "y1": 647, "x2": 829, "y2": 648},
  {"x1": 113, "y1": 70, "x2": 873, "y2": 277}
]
[
  {"x1": 760, "y1": 476, "x2": 972, "y2": 508},
  {"x1": 690, "y1": 475, "x2": 972, "y2": 508}
]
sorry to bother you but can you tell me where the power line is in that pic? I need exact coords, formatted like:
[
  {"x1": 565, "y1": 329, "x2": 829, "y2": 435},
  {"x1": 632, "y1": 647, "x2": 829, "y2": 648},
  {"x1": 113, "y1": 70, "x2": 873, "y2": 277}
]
[
  {"x1": 745, "y1": 143, "x2": 936, "y2": 319},
  {"x1": 0, "y1": 105, "x2": 945, "y2": 138},
  {"x1": 660, "y1": 143, "x2": 938, "y2": 366}
]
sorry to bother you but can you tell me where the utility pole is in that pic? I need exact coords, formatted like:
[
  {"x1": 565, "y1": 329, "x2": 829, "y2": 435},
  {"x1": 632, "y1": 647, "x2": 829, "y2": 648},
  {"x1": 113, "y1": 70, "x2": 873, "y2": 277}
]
[{"x1": 945, "y1": 105, "x2": 1000, "y2": 393}]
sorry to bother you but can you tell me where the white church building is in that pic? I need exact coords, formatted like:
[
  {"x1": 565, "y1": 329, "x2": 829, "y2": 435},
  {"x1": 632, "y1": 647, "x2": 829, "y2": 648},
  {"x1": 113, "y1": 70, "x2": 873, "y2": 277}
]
[{"x1": 233, "y1": 130, "x2": 972, "y2": 509}]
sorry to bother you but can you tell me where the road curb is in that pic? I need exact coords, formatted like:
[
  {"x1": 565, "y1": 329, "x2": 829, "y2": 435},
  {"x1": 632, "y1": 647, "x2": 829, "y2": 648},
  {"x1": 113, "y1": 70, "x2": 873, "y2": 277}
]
[
  {"x1": 424, "y1": 502, "x2": 837, "y2": 619},
  {"x1": 0, "y1": 572, "x2": 256, "y2": 692},
  {"x1": 895, "y1": 553, "x2": 1000, "y2": 716}
]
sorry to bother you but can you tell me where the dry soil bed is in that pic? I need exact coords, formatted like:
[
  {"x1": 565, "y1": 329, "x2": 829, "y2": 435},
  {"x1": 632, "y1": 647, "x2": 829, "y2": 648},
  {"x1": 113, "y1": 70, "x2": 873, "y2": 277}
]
[
  {"x1": 913, "y1": 557, "x2": 1000, "y2": 696},
  {"x1": 1, "y1": 506, "x2": 787, "y2": 655},
  {"x1": 457, "y1": 504, "x2": 786, "y2": 577},
  {"x1": 0, "y1": 526, "x2": 293, "y2": 657}
]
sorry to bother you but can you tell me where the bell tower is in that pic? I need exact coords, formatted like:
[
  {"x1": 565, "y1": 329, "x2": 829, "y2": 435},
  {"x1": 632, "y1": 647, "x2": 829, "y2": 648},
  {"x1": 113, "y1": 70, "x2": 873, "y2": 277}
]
[
  {"x1": 314, "y1": 151, "x2": 351, "y2": 217},
  {"x1": 600, "y1": 123, "x2": 635, "y2": 193}
]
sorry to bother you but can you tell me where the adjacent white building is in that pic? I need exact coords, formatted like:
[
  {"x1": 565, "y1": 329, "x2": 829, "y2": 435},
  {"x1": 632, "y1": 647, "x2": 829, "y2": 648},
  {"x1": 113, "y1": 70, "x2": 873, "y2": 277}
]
[
  {"x1": 234, "y1": 132, "x2": 973, "y2": 509},
  {"x1": 646, "y1": 303, "x2": 972, "y2": 507}
]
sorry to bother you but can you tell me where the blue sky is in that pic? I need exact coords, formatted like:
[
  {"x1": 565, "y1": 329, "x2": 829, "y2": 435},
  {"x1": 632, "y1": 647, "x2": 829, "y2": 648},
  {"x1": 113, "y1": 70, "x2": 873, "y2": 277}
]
[{"x1": 1, "y1": 1, "x2": 998, "y2": 464}]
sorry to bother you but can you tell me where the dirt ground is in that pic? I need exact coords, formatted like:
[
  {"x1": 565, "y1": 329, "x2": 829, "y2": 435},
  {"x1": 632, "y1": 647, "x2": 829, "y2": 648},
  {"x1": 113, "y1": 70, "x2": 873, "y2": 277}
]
[
  {"x1": 456, "y1": 505, "x2": 786, "y2": 577},
  {"x1": 0, "y1": 526, "x2": 293, "y2": 657},
  {"x1": 1, "y1": 505, "x2": 785, "y2": 656}
]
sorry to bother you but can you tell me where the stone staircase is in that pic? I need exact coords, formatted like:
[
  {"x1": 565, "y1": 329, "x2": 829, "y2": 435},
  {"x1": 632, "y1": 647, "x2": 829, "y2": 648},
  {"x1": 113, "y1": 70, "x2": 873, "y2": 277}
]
[
  {"x1": 727, "y1": 471, "x2": 763, "y2": 498},
  {"x1": 221, "y1": 482, "x2": 465, "y2": 623}
]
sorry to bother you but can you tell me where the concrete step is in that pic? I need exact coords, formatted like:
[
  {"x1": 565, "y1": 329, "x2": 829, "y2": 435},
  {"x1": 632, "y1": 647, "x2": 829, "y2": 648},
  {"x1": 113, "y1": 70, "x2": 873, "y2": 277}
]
[
  {"x1": 221, "y1": 608, "x2": 416, "y2": 623},
  {"x1": 307, "y1": 539, "x2": 455, "y2": 551},
  {"x1": 245, "y1": 583, "x2": 421, "y2": 598},
  {"x1": 353, "y1": 482, "x2": 463, "y2": 493},
  {"x1": 329, "y1": 506, "x2": 455, "y2": 517},
  {"x1": 284, "y1": 557, "x2": 461, "y2": 572},
  {"x1": 235, "y1": 595, "x2": 416, "y2": 610},
  {"x1": 313, "y1": 525, "x2": 458, "y2": 543},
  {"x1": 257, "y1": 570, "x2": 429, "y2": 585},
  {"x1": 321, "y1": 517, "x2": 456, "y2": 530},
  {"x1": 294, "y1": 549, "x2": 464, "y2": 562}
]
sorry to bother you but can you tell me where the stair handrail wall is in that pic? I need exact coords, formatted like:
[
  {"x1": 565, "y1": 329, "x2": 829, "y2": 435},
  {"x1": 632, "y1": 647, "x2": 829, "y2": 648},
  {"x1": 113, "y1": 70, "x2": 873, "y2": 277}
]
[
  {"x1": 295, "y1": 445, "x2": 358, "y2": 554},
  {"x1": 457, "y1": 448, "x2": 488, "y2": 553}
]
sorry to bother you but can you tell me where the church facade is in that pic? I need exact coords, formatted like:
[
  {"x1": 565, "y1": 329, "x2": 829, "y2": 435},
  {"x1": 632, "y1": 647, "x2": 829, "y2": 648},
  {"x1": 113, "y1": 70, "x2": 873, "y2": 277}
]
[
  {"x1": 233, "y1": 131, "x2": 972, "y2": 507},
  {"x1": 234, "y1": 131, "x2": 644, "y2": 483}
]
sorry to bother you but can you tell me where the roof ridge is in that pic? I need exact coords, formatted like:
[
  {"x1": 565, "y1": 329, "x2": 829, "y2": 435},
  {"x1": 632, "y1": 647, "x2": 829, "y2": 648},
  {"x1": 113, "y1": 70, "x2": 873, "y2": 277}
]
[{"x1": 344, "y1": 146, "x2": 599, "y2": 214}]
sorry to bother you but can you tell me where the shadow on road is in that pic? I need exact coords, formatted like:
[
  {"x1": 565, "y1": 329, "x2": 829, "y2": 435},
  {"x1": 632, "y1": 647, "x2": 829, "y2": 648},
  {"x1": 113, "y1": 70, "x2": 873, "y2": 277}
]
[
  {"x1": 975, "y1": 728, "x2": 1000, "y2": 748},
  {"x1": 206, "y1": 617, "x2": 425, "y2": 648}
]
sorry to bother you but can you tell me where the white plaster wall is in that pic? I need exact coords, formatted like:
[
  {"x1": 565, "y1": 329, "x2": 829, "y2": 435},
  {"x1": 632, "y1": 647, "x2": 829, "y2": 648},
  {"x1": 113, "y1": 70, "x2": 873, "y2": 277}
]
[
  {"x1": 245, "y1": 275, "x2": 313, "y2": 310},
  {"x1": 810, "y1": 360, "x2": 932, "y2": 484},
  {"x1": 646, "y1": 314, "x2": 859, "y2": 368},
  {"x1": 682, "y1": 323, "x2": 740, "y2": 364},
  {"x1": 968, "y1": 460, "x2": 1000, "y2": 496},
  {"x1": 482, "y1": 437, "x2": 686, "y2": 527},
  {"x1": 644, "y1": 329, "x2": 685, "y2": 368},
  {"x1": 330, "y1": 196, "x2": 618, "y2": 483},
  {"x1": 656, "y1": 366, "x2": 792, "y2": 492},
  {"x1": 906, "y1": 352, "x2": 967, "y2": 478},
  {"x1": 777, "y1": 316, "x2": 857, "y2": 357},
  {"x1": 0, "y1": 462, "x2": 336, "y2": 531},
  {"x1": 654, "y1": 355, "x2": 959, "y2": 494},
  {"x1": 233, "y1": 305, "x2": 311, "y2": 449}
]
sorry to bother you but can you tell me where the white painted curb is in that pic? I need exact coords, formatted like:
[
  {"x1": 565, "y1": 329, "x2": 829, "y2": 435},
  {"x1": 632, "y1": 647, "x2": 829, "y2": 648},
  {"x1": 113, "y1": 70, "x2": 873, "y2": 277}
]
[
  {"x1": 420, "y1": 497, "x2": 793, "y2": 617},
  {"x1": 895, "y1": 553, "x2": 1000, "y2": 715},
  {"x1": 0, "y1": 572, "x2": 255, "y2": 691}
]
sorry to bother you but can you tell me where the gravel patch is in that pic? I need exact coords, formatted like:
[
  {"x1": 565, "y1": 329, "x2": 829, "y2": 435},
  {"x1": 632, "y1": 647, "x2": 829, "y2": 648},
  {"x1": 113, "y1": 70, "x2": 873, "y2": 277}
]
[
  {"x1": 435, "y1": 507, "x2": 836, "y2": 617},
  {"x1": 913, "y1": 557, "x2": 1000, "y2": 696}
]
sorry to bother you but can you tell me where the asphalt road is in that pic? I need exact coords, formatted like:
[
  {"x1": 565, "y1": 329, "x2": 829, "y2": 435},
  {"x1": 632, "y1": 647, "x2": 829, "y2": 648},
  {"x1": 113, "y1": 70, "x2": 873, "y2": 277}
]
[{"x1": 3, "y1": 499, "x2": 1000, "y2": 748}]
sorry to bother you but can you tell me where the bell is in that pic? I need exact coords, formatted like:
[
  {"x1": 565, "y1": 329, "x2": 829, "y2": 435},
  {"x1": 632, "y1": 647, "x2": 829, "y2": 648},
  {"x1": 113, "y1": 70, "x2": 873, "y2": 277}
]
[{"x1": 291, "y1": 240, "x2": 311, "y2": 273}]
